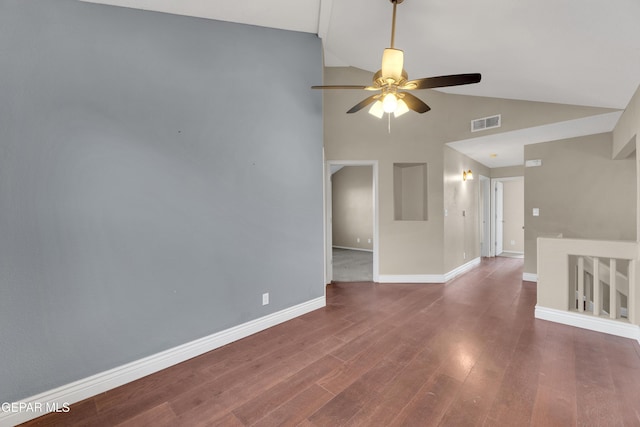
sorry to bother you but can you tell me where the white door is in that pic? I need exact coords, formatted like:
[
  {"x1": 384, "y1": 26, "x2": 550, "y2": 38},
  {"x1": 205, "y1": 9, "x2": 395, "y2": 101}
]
[
  {"x1": 479, "y1": 176, "x2": 491, "y2": 257},
  {"x1": 495, "y1": 181, "x2": 504, "y2": 255}
]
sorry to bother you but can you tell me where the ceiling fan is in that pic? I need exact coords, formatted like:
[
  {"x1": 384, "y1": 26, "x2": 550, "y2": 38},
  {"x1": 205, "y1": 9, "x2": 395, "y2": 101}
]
[{"x1": 312, "y1": 0, "x2": 481, "y2": 118}]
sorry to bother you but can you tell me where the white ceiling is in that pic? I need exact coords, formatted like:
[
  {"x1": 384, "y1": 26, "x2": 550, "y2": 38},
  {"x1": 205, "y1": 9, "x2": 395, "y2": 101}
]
[{"x1": 81, "y1": 0, "x2": 640, "y2": 167}]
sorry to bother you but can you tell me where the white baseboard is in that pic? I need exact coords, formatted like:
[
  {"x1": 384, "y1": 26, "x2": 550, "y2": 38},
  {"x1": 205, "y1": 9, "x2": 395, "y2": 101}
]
[
  {"x1": 378, "y1": 273, "x2": 445, "y2": 283},
  {"x1": 378, "y1": 257, "x2": 481, "y2": 284},
  {"x1": 444, "y1": 257, "x2": 481, "y2": 282},
  {"x1": 522, "y1": 272, "x2": 538, "y2": 282},
  {"x1": 332, "y1": 245, "x2": 373, "y2": 253},
  {"x1": 535, "y1": 305, "x2": 640, "y2": 342},
  {"x1": 0, "y1": 296, "x2": 326, "y2": 427}
]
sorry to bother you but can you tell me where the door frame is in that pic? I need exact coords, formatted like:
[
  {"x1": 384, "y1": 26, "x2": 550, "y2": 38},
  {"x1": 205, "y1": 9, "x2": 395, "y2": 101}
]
[
  {"x1": 324, "y1": 160, "x2": 379, "y2": 284},
  {"x1": 495, "y1": 181, "x2": 504, "y2": 256},
  {"x1": 490, "y1": 176, "x2": 523, "y2": 257},
  {"x1": 479, "y1": 175, "x2": 491, "y2": 257}
]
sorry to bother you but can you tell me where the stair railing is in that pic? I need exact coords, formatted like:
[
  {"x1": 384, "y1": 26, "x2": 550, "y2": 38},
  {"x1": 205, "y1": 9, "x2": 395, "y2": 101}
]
[
  {"x1": 537, "y1": 237, "x2": 638, "y2": 326},
  {"x1": 574, "y1": 255, "x2": 630, "y2": 320}
]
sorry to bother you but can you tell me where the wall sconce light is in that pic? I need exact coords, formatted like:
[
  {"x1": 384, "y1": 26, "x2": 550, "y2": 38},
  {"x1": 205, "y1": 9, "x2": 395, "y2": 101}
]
[{"x1": 462, "y1": 169, "x2": 473, "y2": 181}]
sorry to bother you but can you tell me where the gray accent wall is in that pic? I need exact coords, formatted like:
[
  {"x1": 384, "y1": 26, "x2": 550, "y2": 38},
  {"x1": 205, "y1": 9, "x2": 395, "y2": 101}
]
[{"x1": 0, "y1": 0, "x2": 323, "y2": 402}]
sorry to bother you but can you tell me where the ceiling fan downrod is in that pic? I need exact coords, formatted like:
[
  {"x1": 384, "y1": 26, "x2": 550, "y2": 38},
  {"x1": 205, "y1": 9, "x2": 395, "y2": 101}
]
[{"x1": 389, "y1": 0, "x2": 403, "y2": 49}]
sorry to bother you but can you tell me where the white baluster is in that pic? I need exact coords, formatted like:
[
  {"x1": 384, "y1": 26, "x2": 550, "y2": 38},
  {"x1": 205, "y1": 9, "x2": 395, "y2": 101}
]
[
  {"x1": 577, "y1": 256, "x2": 584, "y2": 312},
  {"x1": 593, "y1": 257, "x2": 600, "y2": 316},
  {"x1": 586, "y1": 272, "x2": 592, "y2": 312},
  {"x1": 609, "y1": 258, "x2": 617, "y2": 319}
]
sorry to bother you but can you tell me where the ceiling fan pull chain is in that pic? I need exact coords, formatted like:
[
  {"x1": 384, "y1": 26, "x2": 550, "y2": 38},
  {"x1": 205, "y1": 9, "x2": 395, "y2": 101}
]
[{"x1": 388, "y1": 113, "x2": 391, "y2": 133}]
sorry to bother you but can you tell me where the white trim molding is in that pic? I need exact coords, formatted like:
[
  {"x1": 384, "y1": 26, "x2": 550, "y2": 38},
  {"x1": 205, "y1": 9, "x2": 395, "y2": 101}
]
[
  {"x1": 522, "y1": 272, "x2": 538, "y2": 282},
  {"x1": 378, "y1": 257, "x2": 481, "y2": 284},
  {"x1": 535, "y1": 306, "x2": 640, "y2": 342},
  {"x1": 0, "y1": 296, "x2": 326, "y2": 427},
  {"x1": 444, "y1": 257, "x2": 481, "y2": 282},
  {"x1": 332, "y1": 245, "x2": 373, "y2": 253},
  {"x1": 378, "y1": 274, "x2": 446, "y2": 283},
  {"x1": 325, "y1": 160, "x2": 380, "y2": 284}
]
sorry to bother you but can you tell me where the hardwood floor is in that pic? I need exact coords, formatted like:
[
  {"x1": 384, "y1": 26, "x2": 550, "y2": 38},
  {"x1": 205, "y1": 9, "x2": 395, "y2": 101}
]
[{"x1": 21, "y1": 257, "x2": 640, "y2": 426}]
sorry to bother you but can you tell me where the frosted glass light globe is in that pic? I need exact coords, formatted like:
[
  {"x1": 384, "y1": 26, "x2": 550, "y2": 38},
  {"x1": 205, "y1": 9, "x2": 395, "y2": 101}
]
[{"x1": 382, "y1": 93, "x2": 398, "y2": 113}]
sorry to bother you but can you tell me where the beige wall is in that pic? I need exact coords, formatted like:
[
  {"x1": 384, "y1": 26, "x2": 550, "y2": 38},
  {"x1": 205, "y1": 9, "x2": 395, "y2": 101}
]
[
  {"x1": 613, "y1": 84, "x2": 639, "y2": 160},
  {"x1": 502, "y1": 179, "x2": 524, "y2": 253},
  {"x1": 332, "y1": 166, "x2": 373, "y2": 250},
  {"x1": 443, "y1": 147, "x2": 490, "y2": 271},
  {"x1": 612, "y1": 84, "x2": 640, "y2": 240},
  {"x1": 441, "y1": 94, "x2": 616, "y2": 144},
  {"x1": 394, "y1": 163, "x2": 428, "y2": 221},
  {"x1": 524, "y1": 133, "x2": 636, "y2": 274},
  {"x1": 323, "y1": 67, "x2": 448, "y2": 275},
  {"x1": 491, "y1": 165, "x2": 524, "y2": 178},
  {"x1": 322, "y1": 66, "x2": 621, "y2": 276}
]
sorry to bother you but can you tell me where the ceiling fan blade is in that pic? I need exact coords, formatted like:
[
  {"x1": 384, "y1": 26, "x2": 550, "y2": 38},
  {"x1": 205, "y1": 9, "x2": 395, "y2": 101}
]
[
  {"x1": 401, "y1": 73, "x2": 481, "y2": 90},
  {"x1": 401, "y1": 92, "x2": 431, "y2": 113},
  {"x1": 347, "y1": 95, "x2": 380, "y2": 114},
  {"x1": 311, "y1": 85, "x2": 369, "y2": 90}
]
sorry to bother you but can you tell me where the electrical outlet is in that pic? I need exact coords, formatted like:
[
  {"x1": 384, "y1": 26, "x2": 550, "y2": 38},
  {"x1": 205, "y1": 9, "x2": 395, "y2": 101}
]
[
  {"x1": 463, "y1": 252, "x2": 466, "y2": 259},
  {"x1": 368, "y1": 238, "x2": 371, "y2": 243},
  {"x1": 356, "y1": 237, "x2": 360, "y2": 243},
  {"x1": 511, "y1": 240, "x2": 515, "y2": 246},
  {"x1": 262, "y1": 293, "x2": 269, "y2": 306}
]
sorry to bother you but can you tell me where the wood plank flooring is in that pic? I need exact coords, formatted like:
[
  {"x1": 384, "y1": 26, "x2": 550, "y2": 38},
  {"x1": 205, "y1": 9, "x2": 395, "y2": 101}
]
[{"x1": 20, "y1": 257, "x2": 640, "y2": 426}]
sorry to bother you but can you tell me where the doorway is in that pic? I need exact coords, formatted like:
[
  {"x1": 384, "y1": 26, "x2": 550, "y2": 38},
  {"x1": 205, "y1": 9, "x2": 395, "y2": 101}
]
[
  {"x1": 325, "y1": 161, "x2": 379, "y2": 283},
  {"x1": 491, "y1": 177, "x2": 524, "y2": 257}
]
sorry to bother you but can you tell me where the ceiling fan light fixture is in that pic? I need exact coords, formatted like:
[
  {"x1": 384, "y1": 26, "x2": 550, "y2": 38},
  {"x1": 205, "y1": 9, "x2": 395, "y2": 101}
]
[
  {"x1": 310, "y1": 0, "x2": 481, "y2": 119},
  {"x1": 394, "y1": 99, "x2": 410, "y2": 117},
  {"x1": 381, "y1": 48, "x2": 404, "y2": 81},
  {"x1": 382, "y1": 93, "x2": 398, "y2": 113},
  {"x1": 368, "y1": 100, "x2": 385, "y2": 118}
]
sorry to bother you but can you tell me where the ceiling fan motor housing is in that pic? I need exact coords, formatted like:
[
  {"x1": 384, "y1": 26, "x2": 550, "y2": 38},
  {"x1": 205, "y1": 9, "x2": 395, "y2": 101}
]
[{"x1": 380, "y1": 48, "x2": 406, "y2": 83}]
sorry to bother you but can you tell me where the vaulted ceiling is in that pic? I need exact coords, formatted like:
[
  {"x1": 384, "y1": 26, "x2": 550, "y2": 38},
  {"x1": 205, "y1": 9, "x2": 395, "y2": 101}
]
[{"x1": 80, "y1": 0, "x2": 640, "y2": 166}]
